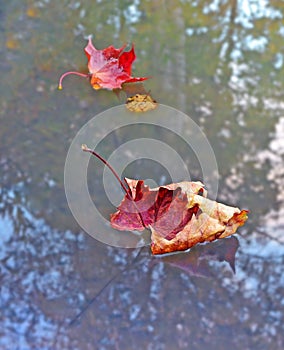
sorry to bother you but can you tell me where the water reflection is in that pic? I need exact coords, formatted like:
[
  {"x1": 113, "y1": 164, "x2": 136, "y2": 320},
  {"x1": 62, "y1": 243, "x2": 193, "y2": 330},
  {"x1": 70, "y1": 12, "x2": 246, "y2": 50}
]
[
  {"x1": 154, "y1": 236, "x2": 239, "y2": 276},
  {"x1": 0, "y1": 0, "x2": 283, "y2": 349}
]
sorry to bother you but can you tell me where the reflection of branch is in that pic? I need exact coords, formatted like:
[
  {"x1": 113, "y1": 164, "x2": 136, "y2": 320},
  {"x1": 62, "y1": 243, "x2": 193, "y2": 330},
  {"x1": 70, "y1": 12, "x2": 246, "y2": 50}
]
[
  {"x1": 69, "y1": 246, "x2": 145, "y2": 326},
  {"x1": 255, "y1": 228, "x2": 284, "y2": 245},
  {"x1": 225, "y1": 0, "x2": 237, "y2": 62},
  {"x1": 241, "y1": 250, "x2": 283, "y2": 261}
]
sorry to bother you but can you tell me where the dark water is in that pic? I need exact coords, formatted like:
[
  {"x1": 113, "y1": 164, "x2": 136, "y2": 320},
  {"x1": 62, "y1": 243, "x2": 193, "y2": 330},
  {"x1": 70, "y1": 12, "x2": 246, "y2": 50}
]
[{"x1": 1, "y1": 1, "x2": 283, "y2": 349}]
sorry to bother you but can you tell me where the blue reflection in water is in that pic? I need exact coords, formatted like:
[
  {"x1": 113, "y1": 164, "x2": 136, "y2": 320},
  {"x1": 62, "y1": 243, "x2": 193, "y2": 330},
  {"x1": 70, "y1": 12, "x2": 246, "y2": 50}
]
[{"x1": 1, "y1": 0, "x2": 284, "y2": 349}]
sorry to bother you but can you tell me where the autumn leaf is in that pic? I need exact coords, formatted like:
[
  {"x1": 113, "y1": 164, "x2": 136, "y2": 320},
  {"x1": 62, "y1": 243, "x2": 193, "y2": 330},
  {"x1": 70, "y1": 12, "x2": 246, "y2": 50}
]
[
  {"x1": 58, "y1": 37, "x2": 148, "y2": 90},
  {"x1": 110, "y1": 178, "x2": 248, "y2": 255},
  {"x1": 82, "y1": 146, "x2": 248, "y2": 255},
  {"x1": 125, "y1": 93, "x2": 157, "y2": 112},
  {"x1": 118, "y1": 83, "x2": 158, "y2": 112}
]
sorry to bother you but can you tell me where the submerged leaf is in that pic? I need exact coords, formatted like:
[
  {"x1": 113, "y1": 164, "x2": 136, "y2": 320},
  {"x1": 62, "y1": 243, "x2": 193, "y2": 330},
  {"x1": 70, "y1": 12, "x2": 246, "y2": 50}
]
[
  {"x1": 125, "y1": 93, "x2": 157, "y2": 112},
  {"x1": 119, "y1": 83, "x2": 158, "y2": 112}
]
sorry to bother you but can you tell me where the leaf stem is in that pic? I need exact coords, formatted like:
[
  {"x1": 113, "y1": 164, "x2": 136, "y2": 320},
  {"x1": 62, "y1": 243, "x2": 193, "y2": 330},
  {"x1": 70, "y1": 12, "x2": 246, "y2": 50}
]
[
  {"x1": 81, "y1": 144, "x2": 130, "y2": 198},
  {"x1": 58, "y1": 71, "x2": 89, "y2": 90},
  {"x1": 81, "y1": 144, "x2": 145, "y2": 227}
]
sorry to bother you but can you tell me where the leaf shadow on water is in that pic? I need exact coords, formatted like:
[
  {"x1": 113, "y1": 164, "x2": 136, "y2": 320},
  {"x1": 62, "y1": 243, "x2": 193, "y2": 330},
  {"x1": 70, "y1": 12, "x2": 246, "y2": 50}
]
[
  {"x1": 69, "y1": 236, "x2": 239, "y2": 326},
  {"x1": 155, "y1": 235, "x2": 239, "y2": 278}
]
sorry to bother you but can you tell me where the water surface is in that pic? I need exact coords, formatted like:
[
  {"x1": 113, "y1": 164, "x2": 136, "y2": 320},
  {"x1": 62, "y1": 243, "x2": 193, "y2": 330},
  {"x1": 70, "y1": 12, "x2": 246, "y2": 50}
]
[{"x1": 1, "y1": 1, "x2": 283, "y2": 349}]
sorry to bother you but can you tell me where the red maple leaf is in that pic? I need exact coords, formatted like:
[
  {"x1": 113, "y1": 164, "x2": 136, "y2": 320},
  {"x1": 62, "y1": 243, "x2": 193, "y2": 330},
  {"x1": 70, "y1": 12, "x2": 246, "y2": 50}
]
[
  {"x1": 110, "y1": 178, "x2": 248, "y2": 255},
  {"x1": 110, "y1": 179, "x2": 200, "y2": 240},
  {"x1": 82, "y1": 146, "x2": 249, "y2": 255},
  {"x1": 58, "y1": 37, "x2": 148, "y2": 90}
]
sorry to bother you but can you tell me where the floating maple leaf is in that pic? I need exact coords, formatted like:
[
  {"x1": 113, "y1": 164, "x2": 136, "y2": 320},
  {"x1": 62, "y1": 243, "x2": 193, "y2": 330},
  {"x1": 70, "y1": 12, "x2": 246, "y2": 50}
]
[
  {"x1": 82, "y1": 145, "x2": 248, "y2": 255},
  {"x1": 58, "y1": 37, "x2": 148, "y2": 90},
  {"x1": 110, "y1": 179, "x2": 248, "y2": 255}
]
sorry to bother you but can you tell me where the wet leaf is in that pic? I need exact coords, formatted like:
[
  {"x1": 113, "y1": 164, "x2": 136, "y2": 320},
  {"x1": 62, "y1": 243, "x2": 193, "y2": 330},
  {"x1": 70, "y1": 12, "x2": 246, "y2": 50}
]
[
  {"x1": 125, "y1": 93, "x2": 158, "y2": 112},
  {"x1": 110, "y1": 178, "x2": 248, "y2": 255},
  {"x1": 58, "y1": 37, "x2": 148, "y2": 90},
  {"x1": 118, "y1": 83, "x2": 158, "y2": 112}
]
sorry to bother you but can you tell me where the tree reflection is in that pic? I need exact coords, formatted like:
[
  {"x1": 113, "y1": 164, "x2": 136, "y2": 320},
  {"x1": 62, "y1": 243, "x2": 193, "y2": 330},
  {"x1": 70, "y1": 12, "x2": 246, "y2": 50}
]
[{"x1": 0, "y1": 0, "x2": 283, "y2": 349}]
